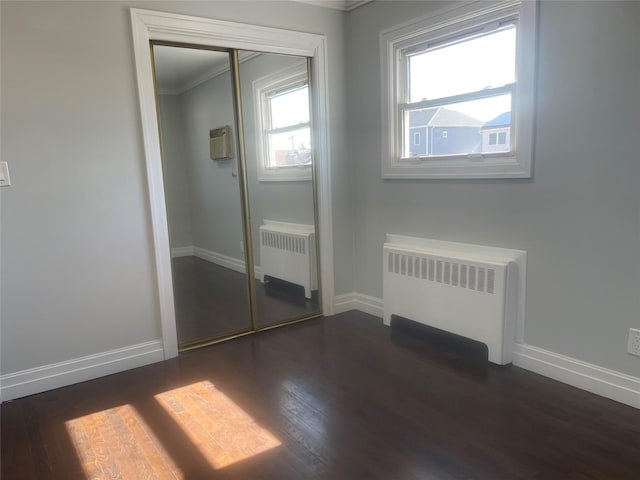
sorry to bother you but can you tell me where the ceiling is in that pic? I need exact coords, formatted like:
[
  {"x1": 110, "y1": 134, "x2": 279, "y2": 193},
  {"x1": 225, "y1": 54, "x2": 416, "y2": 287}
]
[{"x1": 153, "y1": 46, "x2": 230, "y2": 94}]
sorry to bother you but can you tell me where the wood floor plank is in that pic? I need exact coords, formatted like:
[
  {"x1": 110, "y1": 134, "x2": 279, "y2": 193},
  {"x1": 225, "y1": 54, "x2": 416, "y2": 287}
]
[{"x1": 2, "y1": 311, "x2": 640, "y2": 479}]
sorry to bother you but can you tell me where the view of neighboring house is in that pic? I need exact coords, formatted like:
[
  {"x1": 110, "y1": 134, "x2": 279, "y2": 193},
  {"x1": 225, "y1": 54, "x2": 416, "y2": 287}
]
[
  {"x1": 409, "y1": 107, "x2": 483, "y2": 156},
  {"x1": 409, "y1": 109, "x2": 513, "y2": 157},
  {"x1": 480, "y1": 111, "x2": 511, "y2": 153}
]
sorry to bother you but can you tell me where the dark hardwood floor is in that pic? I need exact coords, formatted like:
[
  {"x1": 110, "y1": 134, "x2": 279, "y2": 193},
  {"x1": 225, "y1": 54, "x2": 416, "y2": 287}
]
[
  {"x1": 172, "y1": 256, "x2": 319, "y2": 345},
  {"x1": 2, "y1": 311, "x2": 639, "y2": 479}
]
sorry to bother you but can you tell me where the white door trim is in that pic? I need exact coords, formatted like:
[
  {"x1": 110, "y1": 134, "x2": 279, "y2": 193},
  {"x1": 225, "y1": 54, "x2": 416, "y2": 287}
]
[{"x1": 130, "y1": 8, "x2": 335, "y2": 359}]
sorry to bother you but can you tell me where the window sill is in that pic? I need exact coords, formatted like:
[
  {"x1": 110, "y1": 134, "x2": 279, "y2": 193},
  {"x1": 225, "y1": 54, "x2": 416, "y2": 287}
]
[
  {"x1": 382, "y1": 154, "x2": 531, "y2": 179},
  {"x1": 258, "y1": 166, "x2": 312, "y2": 182}
]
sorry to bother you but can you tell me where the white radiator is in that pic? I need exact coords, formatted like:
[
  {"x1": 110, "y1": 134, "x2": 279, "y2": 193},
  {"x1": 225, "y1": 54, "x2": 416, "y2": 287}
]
[
  {"x1": 383, "y1": 235, "x2": 522, "y2": 365},
  {"x1": 259, "y1": 220, "x2": 317, "y2": 299}
]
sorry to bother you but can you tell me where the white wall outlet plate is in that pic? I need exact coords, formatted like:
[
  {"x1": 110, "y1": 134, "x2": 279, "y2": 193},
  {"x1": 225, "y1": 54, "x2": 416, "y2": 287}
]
[
  {"x1": 628, "y1": 328, "x2": 640, "y2": 357},
  {"x1": 0, "y1": 161, "x2": 11, "y2": 186}
]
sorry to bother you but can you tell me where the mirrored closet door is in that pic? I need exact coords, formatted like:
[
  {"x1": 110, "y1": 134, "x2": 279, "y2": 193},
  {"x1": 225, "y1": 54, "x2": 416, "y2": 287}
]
[
  {"x1": 237, "y1": 51, "x2": 320, "y2": 328},
  {"x1": 151, "y1": 43, "x2": 321, "y2": 350}
]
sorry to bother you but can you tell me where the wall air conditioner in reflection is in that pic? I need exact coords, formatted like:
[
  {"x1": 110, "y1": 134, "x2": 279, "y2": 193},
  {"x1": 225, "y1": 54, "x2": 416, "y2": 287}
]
[{"x1": 210, "y1": 126, "x2": 233, "y2": 160}]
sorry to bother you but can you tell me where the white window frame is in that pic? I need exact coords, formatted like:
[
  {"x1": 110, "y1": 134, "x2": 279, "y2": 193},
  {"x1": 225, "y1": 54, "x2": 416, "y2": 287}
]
[
  {"x1": 253, "y1": 61, "x2": 312, "y2": 182},
  {"x1": 381, "y1": 0, "x2": 537, "y2": 179}
]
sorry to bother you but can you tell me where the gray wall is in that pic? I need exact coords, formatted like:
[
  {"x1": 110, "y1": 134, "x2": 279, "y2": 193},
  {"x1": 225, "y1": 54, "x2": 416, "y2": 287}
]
[
  {"x1": 0, "y1": 0, "x2": 348, "y2": 375},
  {"x1": 158, "y1": 94, "x2": 194, "y2": 249},
  {"x1": 158, "y1": 53, "x2": 316, "y2": 265},
  {"x1": 178, "y1": 68, "x2": 245, "y2": 259},
  {"x1": 2, "y1": 0, "x2": 637, "y2": 386},
  {"x1": 1, "y1": 1, "x2": 162, "y2": 373},
  {"x1": 346, "y1": 0, "x2": 640, "y2": 377}
]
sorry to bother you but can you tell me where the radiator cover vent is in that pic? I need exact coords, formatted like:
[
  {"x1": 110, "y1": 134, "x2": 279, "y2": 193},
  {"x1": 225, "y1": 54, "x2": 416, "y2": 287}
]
[
  {"x1": 261, "y1": 230, "x2": 307, "y2": 255},
  {"x1": 383, "y1": 235, "x2": 525, "y2": 365},
  {"x1": 387, "y1": 252, "x2": 496, "y2": 294}
]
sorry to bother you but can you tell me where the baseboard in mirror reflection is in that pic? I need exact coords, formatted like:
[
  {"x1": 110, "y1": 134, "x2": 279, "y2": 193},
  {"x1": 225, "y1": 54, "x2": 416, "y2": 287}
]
[{"x1": 170, "y1": 246, "x2": 261, "y2": 279}]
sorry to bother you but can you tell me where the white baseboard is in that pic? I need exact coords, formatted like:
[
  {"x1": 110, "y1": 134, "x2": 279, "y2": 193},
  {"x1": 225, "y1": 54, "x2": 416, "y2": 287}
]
[
  {"x1": 333, "y1": 292, "x2": 383, "y2": 317},
  {"x1": 172, "y1": 245, "x2": 261, "y2": 278},
  {"x1": 0, "y1": 340, "x2": 164, "y2": 401},
  {"x1": 193, "y1": 246, "x2": 246, "y2": 274},
  {"x1": 332, "y1": 292, "x2": 355, "y2": 314},
  {"x1": 336, "y1": 292, "x2": 639, "y2": 409},
  {"x1": 171, "y1": 246, "x2": 195, "y2": 257},
  {"x1": 513, "y1": 343, "x2": 640, "y2": 409}
]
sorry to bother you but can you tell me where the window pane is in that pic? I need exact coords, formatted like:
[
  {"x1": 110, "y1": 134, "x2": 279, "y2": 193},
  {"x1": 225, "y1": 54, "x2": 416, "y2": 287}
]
[
  {"x1": 405, "y1": 94, "x2": 511, "y2": 157},
  {"x1": 267, "y1": 127, "x2": 311, "y2": 167},
  {"x1": 408, "y1": 26, "x2": 516, "y2": 102},
  {"x1": 483, "y1": 128, "x2": 510, "y2": 152},
  {"x1": 269, "y1": 86, "x2": 309, "y2": 129}
]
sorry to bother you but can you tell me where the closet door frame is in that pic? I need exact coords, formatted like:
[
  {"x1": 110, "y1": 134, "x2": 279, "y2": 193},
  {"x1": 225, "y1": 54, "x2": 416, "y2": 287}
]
[{"x1": 131, "y1": 8, "x2": 334, "y2": 359}]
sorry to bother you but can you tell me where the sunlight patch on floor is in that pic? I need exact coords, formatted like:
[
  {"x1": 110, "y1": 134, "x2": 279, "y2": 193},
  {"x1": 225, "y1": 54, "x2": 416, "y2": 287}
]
[
  {"x1": 65, "y1": 403, "x2": 181, "y2": 479},
  {"x1": 65, "y1": 381, "x2": 281, "y2": 479},
  {"x1": 154, "y1": 380, "x2": 281, "y2": 470}
]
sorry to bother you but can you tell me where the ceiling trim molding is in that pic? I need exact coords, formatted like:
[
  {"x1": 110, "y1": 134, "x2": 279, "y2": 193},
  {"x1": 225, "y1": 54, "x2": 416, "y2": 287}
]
[
  {"x1": 292, "y1": 0, "x2": 372, "y2": 12},
  {"x1": 158, "y1": 52, "x2": 261, "y2": 96}
]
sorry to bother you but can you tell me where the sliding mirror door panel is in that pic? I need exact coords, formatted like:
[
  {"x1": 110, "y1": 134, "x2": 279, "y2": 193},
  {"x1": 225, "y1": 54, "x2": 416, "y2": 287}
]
[
  {"x1": 153, "y1": 45, "x2": 252, "y2": 347},
  {"x1": 152, "y1": 45, "x2": 322, "y2": 349},
  {"x1": 238, "y1": 52, "x2": 321, "y2": 327}
]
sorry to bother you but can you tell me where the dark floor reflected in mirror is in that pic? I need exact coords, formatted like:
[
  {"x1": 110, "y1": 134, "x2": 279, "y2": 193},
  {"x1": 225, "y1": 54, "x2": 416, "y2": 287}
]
[
  {"x1": 173, "y1": 256, "x2": 319, "y2": 345},
  {"x1": 173, "y1": 257, "x2": 251, "y2": 345},
  {"x1": 257, "y1": 276, "x2": 319, "y2": 327}
]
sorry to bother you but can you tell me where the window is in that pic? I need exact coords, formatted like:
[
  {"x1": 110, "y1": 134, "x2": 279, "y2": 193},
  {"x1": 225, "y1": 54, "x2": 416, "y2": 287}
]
[
  {"x1": 253, "y1": 61, "x2": 312, "y2": 182},
  {"x1": 381, "y1": 0, "x2": 537, "y2": 178},
  {"x1": 414, "y1": 132, "x2": 421, "y2": 145}
]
